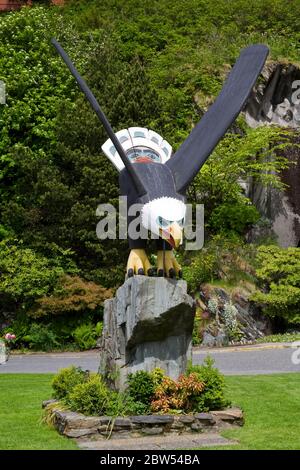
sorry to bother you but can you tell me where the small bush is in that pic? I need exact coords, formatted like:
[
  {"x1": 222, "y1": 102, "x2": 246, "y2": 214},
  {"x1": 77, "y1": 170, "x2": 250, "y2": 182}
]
[
  {"x1": 52, "y1": 366, "x2": 86, "y2": 400},
  {"x1": 32, "y1": 276, "x2": 112, "y2": 318},
  {"x1": 210, "y1": 202, "x2": 260, "y2": 235},
  {"x1": 183, "y1": 234, "x2": 255, "y2": 292},
  {"x1": 183, "y1": 251, "x2": 219, "y2": 290},
  {"x1": 67, "y1": 373, "x2": 109, "y2": 416},
  {"x1": 105, "y1": 392, "x2": 149, "y2": 416},
  {"x1": 251, "y1": 245, "x2": 300, "y2": 324},
  {"x1": 187, "y1": 356, "x2": 230, "y2": 411},
  {"x1": 257, "y1": 332, "x2": 300, "y2": 343},
  {"x1": 95, "y1": 321, "x2": 103, "y2": 337},
  {"x1": 72, "y1": 322, "x2": 100, "y2": 350},
  {"x1": 127, "y1": 370, "x2": 156, "y2": 409},
  {"x1": 50, "y1": 362, "x2": 229, "y2": 416},
  {"x1": 23, "y1": 324, "x2": 59, "y2": 351},
  {"x1": 151, "y1": 373, "x2": 205, "y2": 413}
]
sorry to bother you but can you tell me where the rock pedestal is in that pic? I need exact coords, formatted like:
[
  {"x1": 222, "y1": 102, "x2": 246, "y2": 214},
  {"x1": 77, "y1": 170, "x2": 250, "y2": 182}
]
[{"x1": 98, "y1": 276, "x2": 195, "y2": 390}]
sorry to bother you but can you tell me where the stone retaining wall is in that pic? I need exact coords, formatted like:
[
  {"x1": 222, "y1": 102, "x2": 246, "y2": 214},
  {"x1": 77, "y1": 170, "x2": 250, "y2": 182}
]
[{"x1": 43, "y1": 400, "x2": 243, "y2": 440}]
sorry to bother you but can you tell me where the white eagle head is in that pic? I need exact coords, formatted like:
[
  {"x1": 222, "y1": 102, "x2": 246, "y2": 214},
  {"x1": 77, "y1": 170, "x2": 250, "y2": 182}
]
[{"x1": 141, "y1": 197, "x2": 186, "y2": 249}]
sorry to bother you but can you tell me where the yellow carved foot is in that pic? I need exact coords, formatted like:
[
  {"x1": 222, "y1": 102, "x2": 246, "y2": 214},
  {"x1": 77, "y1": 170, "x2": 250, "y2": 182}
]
[
  {"x1": 127, "y1": 249, "x2": 153, "y2": 277},
  {"x1": 157, "y1": 250, "x2": 182, "y2": 278}
]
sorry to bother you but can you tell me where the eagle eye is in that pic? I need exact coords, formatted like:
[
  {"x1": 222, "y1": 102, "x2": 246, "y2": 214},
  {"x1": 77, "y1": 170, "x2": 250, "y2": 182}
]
[{"x1": 157, "y1": 216, "x2": 171, "y2": 228}]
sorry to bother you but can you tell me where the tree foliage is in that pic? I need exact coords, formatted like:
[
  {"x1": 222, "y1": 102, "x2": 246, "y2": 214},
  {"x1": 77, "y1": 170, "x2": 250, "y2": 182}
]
[
  {"x1": 1, "y1": 2, "x2": 300, "y2": 343},
  {"x1": 251, "y1": 245, "x2": 300, "y2": 324},
  {"x1": 0, "y1": 7, "x2": 163, "y2": 287},
  {"x1": 0, "y1": 239, "x2": 76, "y2": 313},
  {"x1": 188, "y1": 126, "x2": 291, "y2": 226},
  {"x1": 30, "y1": 275, "x2": 112, "y2": 318},
  {"x1": 0, "y1": 6, "x2": 84, "y2": 196}
]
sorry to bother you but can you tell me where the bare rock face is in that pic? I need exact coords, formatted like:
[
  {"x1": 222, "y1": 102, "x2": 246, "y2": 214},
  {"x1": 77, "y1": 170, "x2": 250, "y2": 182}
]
[
  {"x1": 98, "y1": 276, "x2": 195, "y2": 390},
  {"x1": 243, "y1": 61, "x2": 300, "y2": 248},
  {"x1": 245, "y1": 61, "x2": 300, "y2": 129}
]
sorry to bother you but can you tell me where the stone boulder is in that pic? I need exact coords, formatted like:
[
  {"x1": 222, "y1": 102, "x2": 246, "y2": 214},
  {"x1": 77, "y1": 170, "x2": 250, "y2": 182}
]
[
  {"x1": 98, "y1": 276, "x2": 195, "y2": 390},
  {"x1": 197, "y1": 283, "x2": 272, "y2": 347}
]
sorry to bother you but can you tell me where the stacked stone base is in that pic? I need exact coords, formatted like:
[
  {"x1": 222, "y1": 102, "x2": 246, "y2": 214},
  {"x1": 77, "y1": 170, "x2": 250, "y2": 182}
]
[
  {"x1": 99, "y1": 276, "x2": 195, "y2": 390},
  {"x1": 43, "y1": 401, "x2": 243, "y2": 440}
]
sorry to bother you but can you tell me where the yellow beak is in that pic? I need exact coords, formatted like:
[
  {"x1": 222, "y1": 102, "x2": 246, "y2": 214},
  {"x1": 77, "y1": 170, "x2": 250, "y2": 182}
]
[{"x1": 159, "y1": 222, "x2": 183, "y2": 249}]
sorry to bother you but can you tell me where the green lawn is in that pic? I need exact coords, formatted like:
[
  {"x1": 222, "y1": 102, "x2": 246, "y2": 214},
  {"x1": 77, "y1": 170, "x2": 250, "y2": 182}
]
[
  {"x1": 0, "y1": 373, "x2": 299, "y2": 450},
  {"x1": 0, "y1": 374, "x2": 76, "y2": 450},
  {"x1": 213, "y1": 373, "x2": 300, "y2": 450}
]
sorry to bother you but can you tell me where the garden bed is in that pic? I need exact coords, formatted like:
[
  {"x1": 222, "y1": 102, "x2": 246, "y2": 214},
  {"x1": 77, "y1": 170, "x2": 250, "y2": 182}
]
[{"x1": 43, "y1": 400, "x2": 243, "y2": 440}]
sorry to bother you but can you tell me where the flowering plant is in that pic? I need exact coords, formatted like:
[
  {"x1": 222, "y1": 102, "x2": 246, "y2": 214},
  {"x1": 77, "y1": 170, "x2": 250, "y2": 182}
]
[
  {"x1": 3, "y1": 333, "x2": 16, "y2": 345},
  {"x1": 1, "y1": 333, "x2": 15, "y2": 364},
  {"x1": 151, "y1": 373, "x2": 205, "y2": 413}
]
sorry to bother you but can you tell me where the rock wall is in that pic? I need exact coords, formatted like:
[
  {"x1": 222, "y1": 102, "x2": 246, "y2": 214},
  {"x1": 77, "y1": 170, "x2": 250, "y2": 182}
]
[
  {"x1": 244, "y1": 61, "x2": 300, "y2": 247},
  {"x1": 245, "y1": 61, "x2": 300, "y2": 129},
  {"x1": 196, "y1": 283, "x2": 271, "y2": 347},
  {"x1": 98, "y1": 276, "x2": 195, "y2": 390},
  {"x1": 43, "y1": 400, "x2": 243, "y2": 440}
]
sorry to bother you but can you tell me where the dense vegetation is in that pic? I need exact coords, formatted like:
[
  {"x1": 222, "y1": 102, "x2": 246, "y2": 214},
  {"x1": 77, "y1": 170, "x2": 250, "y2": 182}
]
[
  {"x1": 50, "y1": 357, "x2": 229, "y2": 416},
  {"x1": 0, "y1": 1, "x2": 299, "y2": 349}
]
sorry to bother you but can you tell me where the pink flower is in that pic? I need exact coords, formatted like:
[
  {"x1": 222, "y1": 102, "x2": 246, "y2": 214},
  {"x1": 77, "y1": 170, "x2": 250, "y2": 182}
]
[
  {"x1": 4, "y1": 333, "x2": 16, "y2": 342},
  {"x1": 201, "y1": 310, "x2": 210, "y2": 320}
]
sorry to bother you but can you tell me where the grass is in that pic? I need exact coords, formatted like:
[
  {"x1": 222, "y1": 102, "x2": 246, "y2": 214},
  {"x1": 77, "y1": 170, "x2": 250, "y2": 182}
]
[
  {"x1": 213, "y1": 373, "x2": 300, "y2": 450},
  {"x1": 0, "y1": 373, "x2": 299, "y2": 449},
  {"x1": 256, "y1": 333, "x2": 300, "y2": 344},
  {"x1": 0, "y1": 374, "x2": 77, "y2": 450}
]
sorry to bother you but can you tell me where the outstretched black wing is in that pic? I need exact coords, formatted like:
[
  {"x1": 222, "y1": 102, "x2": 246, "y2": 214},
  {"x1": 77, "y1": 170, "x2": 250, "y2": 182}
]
[
  {"x1": 166, "y1": 44, "x2": 269, "y2": 193},
  {"x1": 51, "y1": 38, "x2": 147, "y2": 197}
]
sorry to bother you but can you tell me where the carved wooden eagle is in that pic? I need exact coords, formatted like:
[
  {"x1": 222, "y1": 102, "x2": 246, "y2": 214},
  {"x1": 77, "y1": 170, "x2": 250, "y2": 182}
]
[{"x1": 52, "y1": 39, "x2": 268, "y2": 278}]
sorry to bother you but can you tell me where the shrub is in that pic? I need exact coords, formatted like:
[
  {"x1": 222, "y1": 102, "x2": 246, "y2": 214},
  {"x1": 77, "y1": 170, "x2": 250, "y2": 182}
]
[
  {"x1": 192, "y1": 311, "x2": 202, "y2": 346},
  {"x1": 151, "y1": 373, "x2": 205, "y2": 413},
  {"x1": 67, "y1": 373, "x2": 109, "y2": 416},
  {"x1": 105, "y1": 392, "x2": 149, "y2": 416},
  {"x1": 187, "y1": 356, "x2": 230, "y2": 411},
  {"x1": 251, "y1": 245, "x2": 300, "y2": 325},
  {"x1": 151, "y1": 368, "x2": 165, "y2": 388},
  {"x1": 0, "y1": 240, "x2": 67, "y2": 313},
  {"x1": 190, "y1": 127, "x2": 290, "y2": 225},
  {"x1": 222, "y1": 302, "x2": 238, "y2": 330},
  {"x1": 183, "y1": 235, "x2": 256, "y2": 292},
  {"x1": 127, "y1": 370, "x2": 156, "y2": 410},
  {"x1": 51, "y1": 362, "x2": 228, "y2": 416},
  {"x1": 31, "y1": 276, "x2": 112, "y2": 318},
  {"x1": 2, "y1": 313, "x2": 104, "y2": 352},
  {"x1": 183, "y1": 251, "x2": 218, "y2": 290},
  {"x1": 23, "y1": 323, "x2": 59, "y2": 351},
  {"x1": 210, "y1": 201, "x2": 260, "y2": 235},
  {"x1": 72, "y1": 322, "x2": 100, "y2": 350},
  {"x1": 52, "y1": 366, "x2": 86, "y2": 400}
]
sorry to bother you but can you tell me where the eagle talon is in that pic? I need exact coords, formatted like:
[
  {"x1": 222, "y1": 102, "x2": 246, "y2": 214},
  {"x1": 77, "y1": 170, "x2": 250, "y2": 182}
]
[
  {"x1": 127, "y1": 268, "x2": 134, "y2": 278},
  {"x1": 169, "y1": 268, "x2": 176, "y2": 278},
  {"x1": 157, "y1": 250, "x2": 182, "y2": 278},
  {"x1": 126, "y1": 249, "x2": 152, "y2": 277}
]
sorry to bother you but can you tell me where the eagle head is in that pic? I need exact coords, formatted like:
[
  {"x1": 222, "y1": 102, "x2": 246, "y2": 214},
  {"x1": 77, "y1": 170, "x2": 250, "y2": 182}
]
[{"x1": 141, "y1": 197, "x2": 186, "y2": 249}]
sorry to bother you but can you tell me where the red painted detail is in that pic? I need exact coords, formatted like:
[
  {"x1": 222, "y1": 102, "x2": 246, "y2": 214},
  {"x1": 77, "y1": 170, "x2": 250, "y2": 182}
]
[{"x1": 133, "y1": 156, "x2": 154, "y2": 163}]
